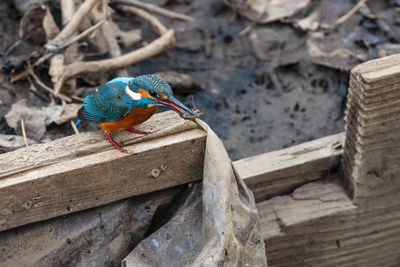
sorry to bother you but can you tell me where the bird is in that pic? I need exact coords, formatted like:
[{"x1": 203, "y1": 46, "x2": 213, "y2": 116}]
[{"x1": 76, "y1": 75, "x2": 198, "y2": 153}]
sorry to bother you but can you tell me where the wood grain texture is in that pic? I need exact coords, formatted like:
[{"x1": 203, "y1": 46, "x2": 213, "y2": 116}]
[
  {"x1": 352, "y1": 53, "x2": 400, "y2": 84},
  {"x1": 0, "y1": 111, "x2": 207, "y2": 232},
  {"x1": 342, "y1": 53, "x2": 400, "y2": 203},
  {"x1": 233, "y1": 133, "x2": 344, "y2": 201},
  {"x1": 0, "y1": 111, "x2": 197, "y2": 178},
  {"x1": 258, "y1": 180, "x2": 400, "y2": 267}
]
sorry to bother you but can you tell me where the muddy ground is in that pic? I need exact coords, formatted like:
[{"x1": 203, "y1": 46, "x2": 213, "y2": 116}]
[{"x1": 1, "y1": 0, "x2": 399, "y2": 160}]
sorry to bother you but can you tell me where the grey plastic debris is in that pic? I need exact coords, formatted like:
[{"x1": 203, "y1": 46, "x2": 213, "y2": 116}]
[{"x1": 123, "y1": 120, "x2": 267, "y2": 266}]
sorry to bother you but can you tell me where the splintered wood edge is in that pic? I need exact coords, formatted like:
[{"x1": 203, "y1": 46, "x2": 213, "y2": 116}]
[
  {"x1": 257, "y1": 181, "x2": 356, "y2": 240},
  {"x1": 0, "y1": 128, "x2": 207, "y2": 232},
  {"x1": 234, "y1": 133, "x2": 344, "y2": 201},
  {"x1": 352, "y1": 53, "x2": 400, "y2": 84}
]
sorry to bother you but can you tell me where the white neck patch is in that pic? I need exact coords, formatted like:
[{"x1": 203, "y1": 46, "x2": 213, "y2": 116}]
[{"x1": 125, "y1": 86, "x2": 142, "y2": 100}]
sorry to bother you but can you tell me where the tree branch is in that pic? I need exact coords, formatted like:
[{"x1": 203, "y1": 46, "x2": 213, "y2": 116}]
[{"x1": 54, "y1": 29, "x2": 175, "y2": 92}]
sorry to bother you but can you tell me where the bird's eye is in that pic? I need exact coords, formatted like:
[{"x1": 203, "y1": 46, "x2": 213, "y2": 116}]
[{"x1": 149, "y1": 90, "x2": 157, "y2": 97}]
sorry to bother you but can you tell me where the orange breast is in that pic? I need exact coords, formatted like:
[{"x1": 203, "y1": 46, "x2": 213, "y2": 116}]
[{"x1": 99, "y1": 106, "x2": 158, "y2": 132}]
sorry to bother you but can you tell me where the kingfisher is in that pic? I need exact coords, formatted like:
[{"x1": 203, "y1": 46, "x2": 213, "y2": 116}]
[{"x1": 76, "y1": 75, "x2": 198, "y2": 153}]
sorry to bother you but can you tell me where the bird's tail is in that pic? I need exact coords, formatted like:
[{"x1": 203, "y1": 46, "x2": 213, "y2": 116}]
[{"x1": 75, "y1": 119, "x2": 81, "y2": 126}]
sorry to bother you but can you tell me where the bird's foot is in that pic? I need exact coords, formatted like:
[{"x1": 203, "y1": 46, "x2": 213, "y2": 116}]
[
  {"x1": 126, "y1": 127, "x2": 152, "y2": 135},
  {"x1": 105, "y1": 132, "x2": 128, "y2": 153}
]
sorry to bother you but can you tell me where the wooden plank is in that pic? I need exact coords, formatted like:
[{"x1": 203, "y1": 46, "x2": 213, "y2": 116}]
[
  {"x1": 257, "y1": 180, "x2": 400, "y2": 267},
  {"x1": 0, "y1": 111, "x2": 198, "y2": 178},
  {"x1": 233, "y1": 133, "x2": 344, "y2": 201},
  {"x1": 0, "y1": 111, "x2": 207, "y2": 232}
]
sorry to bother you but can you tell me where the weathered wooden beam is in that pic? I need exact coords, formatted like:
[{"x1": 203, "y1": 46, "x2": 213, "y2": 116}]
[
  {"x1": 258, "y1": 180, "x2": 400, "y2": 267},
  {"x1": 257, "y1": 54, "x2": 400, "y2": 267},
  {"x1": 0, "y1": 111, "x2": 207, "y2": 232},
  {"x1": 233, "y1": 133, "x2": 344, "y2": 201},
  {"x1": 342, "y1": 54, "x2": 400, "y2": 203}
]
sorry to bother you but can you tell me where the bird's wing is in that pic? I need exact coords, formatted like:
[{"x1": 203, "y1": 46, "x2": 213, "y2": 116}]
[{"x1": 78, "y1": 80, "x2": 132, "y2": 123}]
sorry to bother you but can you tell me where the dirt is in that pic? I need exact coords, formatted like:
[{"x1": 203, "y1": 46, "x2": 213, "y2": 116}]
[
  {"x1": 122, "y1": 0, "x2": 347, "y2": 160},
  {"x1": 1, "y1": 0, "x2": 398, "y2": 160}
]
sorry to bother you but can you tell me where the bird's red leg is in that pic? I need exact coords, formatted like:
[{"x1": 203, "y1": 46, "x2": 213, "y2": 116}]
[
  {"x1": 126, "y1": 127, "x2": 151, "y2": 135},
  {"x1": 104, "y1": 131, "x2": 127, "y2": 153}
]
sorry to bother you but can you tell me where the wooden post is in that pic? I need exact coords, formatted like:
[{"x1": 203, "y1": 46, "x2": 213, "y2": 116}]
[{"x1": 341, "y1": 54, "x2": 400, "y2": 204}]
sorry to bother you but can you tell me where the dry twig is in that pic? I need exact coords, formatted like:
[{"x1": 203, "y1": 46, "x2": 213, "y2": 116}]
[
  {"x1": 118, "y1": 5, "x2": 168, "y2": 35},
  {"x1": 26, "y1": 64, "x2": 72, "y2": 102},
  {"x1": 51, "y1": 0, "x2": 103, "y2": 96},
  {"x1": 114, "y1": 0, "x2": 194, "y2": 22},
  {"x1": 31, "y1": 0, "x2": 178, "y2": 104},
  {"x1": 34, "y1": 20, "x2": 105, "y2": 67},
  {"x1": 71, "y1": 95, "x2": 85, "y2": 102},
  {"x1": 60, "y1": 98, "x2": 80, "y2": 134},
  {"x1": 46, "y1": 0, "x2": 101, "y2": 51},
  {"x1": 334, "y1": 0, "x2": 367, "y2": 26},
  {"x1": 91, "y1": 7, "x2": 128, "y2": 76},
  {"x1": 54, "y1": 29, "x2": 175, "y2": 93},
  {"x1": 20, "y1": 118, "x2": 29, "y2": 147},
  {"x1": 51, "y1": 20, "x2": 105, "y2": 95},
  {"x1": 27, "y1": 76, "x2": 50, "y2": 102},
  {"x1": 62, "y1": 20, "x2": 105, "y2": 52},
  {"x1": 91, "y1": 6, "x2": 141, "y2": 48},
  {"x1": 103, "y1": 21, "x2": 129, "y2": 76},
  {"x1": 71, "y1": 120, "x2": 80, "y2": 135}
]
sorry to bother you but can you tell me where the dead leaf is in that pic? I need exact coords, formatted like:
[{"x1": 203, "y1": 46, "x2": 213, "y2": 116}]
[
  {"x1": 40, "y1": 103, "x2": 64, "y2": 125},
  {"x1": 41, "y1": 103, "x2": 80, "y2": 125},
  {"x1": 53, "y1": 103, "x2": 81, "y2": 125},
  {"x1": 295, "y1": 10, "x2": 320, "y2": 31},
  {"x1": 19, "y1": 5, "x2": 47, "y2": 45},
  {"x1": 4, "y1": 99, "x2": 80, "y2": 141},
  {"x1": 19, "y1": 4, "x2": 59, "y2": 45},
  {"x1": 0, "y1": 134, "x2": 36, "y2": 152},
  {"x1": 306, "y1": 32, "x2": 367, "y2": 71},
  {"x1": 237, "y1": 0, "x2": 311, "y2": 23},
  {"x1": 5, "y1": 99, "x2": 46, "y2": 141},
  {"x1": 295, "y1": 1, "x2": 361, "y2": 31}
]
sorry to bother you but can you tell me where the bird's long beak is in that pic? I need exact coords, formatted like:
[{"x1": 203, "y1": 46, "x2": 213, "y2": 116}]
[{"x1": 155, "y1": 95, "x2": 198, "y2": 119}]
